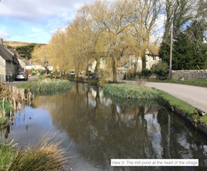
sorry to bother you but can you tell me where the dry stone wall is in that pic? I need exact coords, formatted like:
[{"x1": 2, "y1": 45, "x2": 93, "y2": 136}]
[{"x1": 172, "y1": 70, "x2": 207, "y2": 80}]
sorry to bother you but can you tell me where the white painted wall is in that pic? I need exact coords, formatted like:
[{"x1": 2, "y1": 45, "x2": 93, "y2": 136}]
[{"x1": 0, "y1": 56, "x2": 6, "y2": 82}]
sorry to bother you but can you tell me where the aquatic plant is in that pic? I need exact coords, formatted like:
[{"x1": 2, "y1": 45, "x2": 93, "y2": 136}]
[
  {"x1": 103, "y1": 84, "x2": 159, "y2": 100},
  {"x1": 31, "y1": 79, "x2": 72, "y2": 94}
]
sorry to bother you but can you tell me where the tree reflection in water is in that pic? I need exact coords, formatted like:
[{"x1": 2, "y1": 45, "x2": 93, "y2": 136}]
[{"x1": 29, "y1": 84, "x2": 207, "y2": 170}]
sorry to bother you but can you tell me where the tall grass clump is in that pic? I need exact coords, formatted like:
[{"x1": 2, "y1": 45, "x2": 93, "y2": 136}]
[
  {"x1": 9, "y1": 137, "x2": 67, "y2": 171},
  {"x1": 103, "y1": 84, "x2": 159, "y2": 99},
  {"x1": 31, "y1": 79, "x2": 72, "y2": 94},
  {"x1": 0, "y1": 134, "x2": 68, "y2": 171},
  {"x1": 0, "y1": 140, "x2": 16, "y2": 171},
  {"x1": 0, "y1": 101, "x2": 11, "y2": 116}
]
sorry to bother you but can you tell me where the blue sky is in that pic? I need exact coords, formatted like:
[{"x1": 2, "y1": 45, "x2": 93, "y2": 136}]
[
  {"x1": 0, "y1": 0, "x2": 165, "y2": 44},
  {"x1": 0, "y1": 0, "x2": 86, "y2": 44}
]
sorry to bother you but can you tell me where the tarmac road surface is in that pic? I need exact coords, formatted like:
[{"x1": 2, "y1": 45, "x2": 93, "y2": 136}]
[
  {"x1": 145, "y1": 82, "x2": 207, "y2": 112},
  {"x1": 5, "y1": 76, "x2": 39, "y2": 87}
]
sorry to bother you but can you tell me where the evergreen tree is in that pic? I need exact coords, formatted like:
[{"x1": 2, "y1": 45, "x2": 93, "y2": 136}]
[{"x1": 159, "y1": 20, "x2": 207, "y2": 70}]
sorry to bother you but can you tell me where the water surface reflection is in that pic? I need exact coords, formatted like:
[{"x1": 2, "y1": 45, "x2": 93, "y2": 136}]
[{"x1": 2, "y1": 84, "x2": 207, "y2": 171}]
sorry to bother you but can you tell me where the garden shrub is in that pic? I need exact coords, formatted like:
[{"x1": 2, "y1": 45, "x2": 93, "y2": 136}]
[
  {"x1": 141, "y1": 69, "x2": 152, "y2": 78},
  {"x1": 152, "y1": 62, "x2": 168, "y2": 80}
]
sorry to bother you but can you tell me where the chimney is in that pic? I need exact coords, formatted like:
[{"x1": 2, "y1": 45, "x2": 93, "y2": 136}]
[{"x1": 0, "y1": 38, "x2": 3, "y2": 46}]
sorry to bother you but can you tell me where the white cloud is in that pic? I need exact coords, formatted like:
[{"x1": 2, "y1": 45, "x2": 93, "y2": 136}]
[
  {"x1": 0, "y1": 0, "x2": 89, "y2": 43},
  {"x1": 0, "y1": 30, "x2": 10, "y2": 39},
  {"x1": 0, "y1": 0, "x2": 85, "y2": 22}
]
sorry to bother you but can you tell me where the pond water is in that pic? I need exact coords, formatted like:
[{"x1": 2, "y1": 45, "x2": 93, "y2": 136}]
[{"x1": 1, "y1": 83, "x2": 207, "y2": 171}]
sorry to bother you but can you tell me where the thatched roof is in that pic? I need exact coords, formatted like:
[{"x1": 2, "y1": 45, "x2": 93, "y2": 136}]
[
  {"x1": 0, "y1": 44, "x2": 14, "y2": 62},
  {"x1": 147, "y1": 46, "x2": 159, "y2": 56}
]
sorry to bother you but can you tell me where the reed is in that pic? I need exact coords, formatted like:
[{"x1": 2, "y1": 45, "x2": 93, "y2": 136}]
[
  {"x1": 0, "y1": 101, "x2": 10, "y2": 116},
  {"x1": 0, "y1": 140, "x2": 16, "y2": 171},
  {"x1": 103, "y1": 83, "x2": 159, "y2": 100},
  {"x1": 31, "y1": 80, "x2": 72, "y2": 94},
  {"x1": 0, "y1": 134, "x2": 68, "y2": 171}
]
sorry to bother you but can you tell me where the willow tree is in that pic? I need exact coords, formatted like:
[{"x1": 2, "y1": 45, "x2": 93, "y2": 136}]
[
  {"x1": 127, "y1": 0, "x2": 161, "y2": 70},
  {"x1": 32, "y1": 29, "x2": 72, "y2": 74},
  {"x1": 32, "y1": 45, "x2": 51, "y2": 74},
  {"x1": 84, "y1": 0, "x2": 132, "y2": 82},
  {"x1": 75, "y1": 3, "x2": 108, "y2": 78},
  {"x1": 65, "y1": 17, "x2": 95, "y2": 78}
]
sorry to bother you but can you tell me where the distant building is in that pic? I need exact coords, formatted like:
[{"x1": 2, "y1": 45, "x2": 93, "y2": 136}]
[
  {"x1": 0, "y1": 38, "x2": 21, "y2": 82},
  {"x1": 118, "y1": 45, "x2": 160, "y2": 73}
]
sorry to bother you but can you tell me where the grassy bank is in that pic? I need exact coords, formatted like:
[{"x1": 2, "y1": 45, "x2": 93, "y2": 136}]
[
  {"x1": 103, "y1": 84, "x2": 159, "y2": 99},
  {"x1": 103, "y1": 83, "x2": 207, "y2": 125},
  {"x1": 158, "y1": 90, "x2": 207, "y2": 124},
  {"x1": 148, "y1": 78, "x2": 207, "y2": 87},
  {"x1": 17, "y1": 79, "x2": 73, "y2": 95},
  {"x1": 31, "y1": 79, "x2": 72, "y2": 94},
  {"x1": 17, "y1": 81, "x2": 35, "y2": 89}
]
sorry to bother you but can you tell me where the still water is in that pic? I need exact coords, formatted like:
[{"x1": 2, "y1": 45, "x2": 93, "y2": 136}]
[{"x1": 1, "y1": 84, "x2": 207, "y2": 171}]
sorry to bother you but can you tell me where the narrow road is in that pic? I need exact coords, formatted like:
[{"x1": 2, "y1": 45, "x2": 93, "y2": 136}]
[
  {"x1": 145, "y1": 82, "x2": 207, "y2": 112},
  {"x1": 5, "y1": 76, "x2": 39, "y2": 87}
]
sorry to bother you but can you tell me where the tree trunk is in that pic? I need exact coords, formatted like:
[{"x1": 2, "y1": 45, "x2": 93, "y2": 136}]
[
  {"x1": 112, "y1": 56, "x2": 117, "y2": 82},
  {"x1": 141, "y1": 49, "x2": 146, "y2": 70},
  {"x1": 96, "y1": 55, "x2": 100, "y2": 78}
]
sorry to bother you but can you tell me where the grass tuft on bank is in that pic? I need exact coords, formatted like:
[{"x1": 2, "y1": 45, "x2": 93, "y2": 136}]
[
  {"x1": 31, "y1": 79, "x2": 72, "y2": 94},
  {"x1": 103, "y1": 84, "x2": 159, "y2": 99},
  {"x1": 0, "y1": 135, "x2": 67, "y2": 171},
  {"x1": 17, "y1": 81, "x2": 35, "y2": 89}
]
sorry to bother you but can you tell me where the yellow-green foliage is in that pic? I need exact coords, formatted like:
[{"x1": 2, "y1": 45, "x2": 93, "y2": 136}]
[
  {"x1": 0, "y1": 135, "x2": 67, "y2": 171},
  {"x1": 103, "y1": 84, "x2": 159, "y2": 99}
]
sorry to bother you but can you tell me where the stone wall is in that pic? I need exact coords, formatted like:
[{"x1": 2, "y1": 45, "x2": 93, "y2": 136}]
[{"x1": 172, "y1": 70, "x2": 207, "y2": 80}]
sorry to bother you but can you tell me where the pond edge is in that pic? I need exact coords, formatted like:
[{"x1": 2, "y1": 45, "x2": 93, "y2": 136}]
[{"x1": 158, "y1": 97, "x2": 207, "y2": 136}]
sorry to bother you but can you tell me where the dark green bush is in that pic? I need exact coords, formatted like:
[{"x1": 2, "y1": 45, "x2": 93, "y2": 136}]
[
  {"x1": 152, "y1": 62, "x2": 169, "y2": 80},
  {"x1": 141, "y1": 69, "x2": 152, "y2": 78},
  {"x1": 155, "y1": 69, "x2": 168, "y2": 80}
]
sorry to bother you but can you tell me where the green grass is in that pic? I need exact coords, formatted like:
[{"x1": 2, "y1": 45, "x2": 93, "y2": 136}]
[
  {"x1": 148, "y1": 78, "x2": 207, "y2": 87},
  {"x1": 0, "y1": 101, "x2": 11, "y2": 116},
  {"x1": 31, "y1": 80, "x2": 72, "y2": 94},
  {"x1": 17, "y1": 79, "x2": 73, "y2": 95},
  {"x1": 103, "y1": 83, "x2": 159, "y2": 99},
  {"x1": 17, "y1": 81, "x2": 35, "y2": 89},
  {"x1": 158, "y1": 90, "x2": 207, "y2": 124},
  {"x1": 0, "y1": 140, "x2": 16, "y2": 171},
  {"x1": 0, "y1": 117, "x2": 8, "y2": 129}
]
